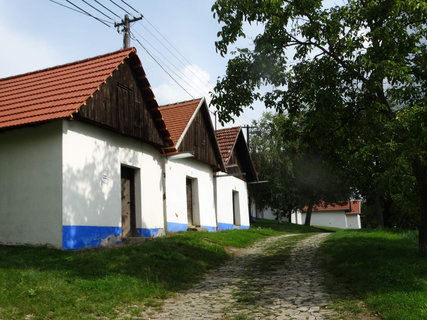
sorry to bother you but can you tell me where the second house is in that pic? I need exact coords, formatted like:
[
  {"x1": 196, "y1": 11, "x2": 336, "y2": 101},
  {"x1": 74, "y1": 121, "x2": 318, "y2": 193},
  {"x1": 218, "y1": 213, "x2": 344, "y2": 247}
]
[{"x1": 160, "y1": 98, "x2": 225, "y2": 232}]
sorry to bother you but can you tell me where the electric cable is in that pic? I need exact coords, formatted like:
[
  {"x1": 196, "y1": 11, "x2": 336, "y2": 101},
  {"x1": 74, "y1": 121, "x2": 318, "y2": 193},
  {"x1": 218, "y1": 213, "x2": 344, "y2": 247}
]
[
  {"x1": 119, "y1": 0, "x2": 142, "y2": 16},
  {"x1": 80, "y1": 0, "x2": 114, "y2": 21},
  {"x1": 132, "y1": 30, "x2": 209, "y2": 98},
  {"x1": 141, "y1": 17, "x2": 216, "y2": 88},
  {"x1": 93, "y1": 0, "x2": 121, "y2": 19},
  {"x1": 136, "y1": 22, "x2": 213, "y2": 94},
  {"x1": 62, "y1": 0, "x2": 111, "y2": 27},
  {"x1": 109, "y1": 0, "x2": 132, "y2": 16},
  {"x1": 130, "y1": 33, "x2": 195, "y2": 100}
]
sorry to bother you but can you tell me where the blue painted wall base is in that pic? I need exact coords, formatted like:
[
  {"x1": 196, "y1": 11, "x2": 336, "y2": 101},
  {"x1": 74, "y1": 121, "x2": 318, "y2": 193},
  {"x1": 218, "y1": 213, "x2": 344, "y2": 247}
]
[
  {"x1": 62, "y1": 225, "x2": 121, "y2": 250},
  {"x1": 218, "y1": 222, "x2": 234, "y2": 231},
  {"x1": 135, "y1": 228, "x2": 163, "y2": 237},
  {"x1": 201, "y1": 225, "x2": 216, "y2": 232}
]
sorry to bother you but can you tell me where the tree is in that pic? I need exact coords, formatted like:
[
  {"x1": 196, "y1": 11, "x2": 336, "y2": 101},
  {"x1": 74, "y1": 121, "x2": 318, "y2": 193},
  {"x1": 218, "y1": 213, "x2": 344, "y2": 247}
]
[
  {"x1": 211, "y1": 0, "x2": 427, "y2": 254},
  {"x1": 250, "y1": 111, "x2": 351, "y2": 226},
  {"x1": 249, "y1": 112, "x2": 300, "y2": 222}
]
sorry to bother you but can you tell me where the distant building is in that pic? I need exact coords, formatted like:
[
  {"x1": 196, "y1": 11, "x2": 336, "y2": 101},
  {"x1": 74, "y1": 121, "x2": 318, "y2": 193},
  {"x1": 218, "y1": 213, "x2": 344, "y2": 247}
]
[{"x1": 291, "y1": 200, "x2": 362, "y2": 229}]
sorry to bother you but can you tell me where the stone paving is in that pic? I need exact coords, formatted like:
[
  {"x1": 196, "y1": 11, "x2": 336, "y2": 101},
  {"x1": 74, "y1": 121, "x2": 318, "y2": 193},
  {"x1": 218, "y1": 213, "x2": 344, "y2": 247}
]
[{"x1": 141, "y1": 233, "x2": 339, "y2": 320}]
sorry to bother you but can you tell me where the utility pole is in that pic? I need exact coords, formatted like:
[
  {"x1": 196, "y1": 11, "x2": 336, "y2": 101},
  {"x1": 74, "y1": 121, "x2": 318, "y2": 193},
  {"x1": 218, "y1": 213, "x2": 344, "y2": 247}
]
[{"x1": 115, "y1": 14, "x2": 143, "y2": 49}]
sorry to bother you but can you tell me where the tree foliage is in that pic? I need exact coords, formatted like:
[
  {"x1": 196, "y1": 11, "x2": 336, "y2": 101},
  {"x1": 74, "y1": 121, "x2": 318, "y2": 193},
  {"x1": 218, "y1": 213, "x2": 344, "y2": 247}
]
[
  {"x1": 250, "y1": 112, "x2": 351, "y2": 225},
  {"x1": 211, "y1": 0, "x2": 427, "y2": 253}
]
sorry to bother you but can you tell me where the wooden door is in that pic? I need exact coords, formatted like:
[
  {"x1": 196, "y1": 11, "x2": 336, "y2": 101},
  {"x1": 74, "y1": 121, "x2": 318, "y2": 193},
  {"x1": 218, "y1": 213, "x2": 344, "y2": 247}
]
[
  {"x1": 186, "y1": 178, "x2": 193, "y2": 226},
  {"x1": 121, "y1": 166, "x2": 136, "y2": 237}
]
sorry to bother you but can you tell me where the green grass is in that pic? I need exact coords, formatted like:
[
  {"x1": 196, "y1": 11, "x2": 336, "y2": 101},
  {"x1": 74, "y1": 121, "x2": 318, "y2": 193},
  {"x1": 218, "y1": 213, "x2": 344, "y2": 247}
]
[
  {"x1": 0, "y1": 220, "x2": 318, "y2": 319},
  {"x1": 320, "y1": 229, "x2": 427, "y2": 320}
]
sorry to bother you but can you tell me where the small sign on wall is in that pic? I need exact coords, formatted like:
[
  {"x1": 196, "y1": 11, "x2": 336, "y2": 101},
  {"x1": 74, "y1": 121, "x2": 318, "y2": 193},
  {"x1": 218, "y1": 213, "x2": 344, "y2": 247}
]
[{"x1": 101, "y1": 173, "x2": 109, "y2": 185}]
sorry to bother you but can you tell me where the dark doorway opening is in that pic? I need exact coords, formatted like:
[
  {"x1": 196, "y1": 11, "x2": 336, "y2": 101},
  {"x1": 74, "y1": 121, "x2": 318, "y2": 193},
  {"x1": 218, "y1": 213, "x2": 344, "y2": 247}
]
[
  {"x1": 186, "y1": 178, "x2": 193, "y2": 226},
  {"x1": 121, "y1": 166, "x2": 136, "y2": 238}
]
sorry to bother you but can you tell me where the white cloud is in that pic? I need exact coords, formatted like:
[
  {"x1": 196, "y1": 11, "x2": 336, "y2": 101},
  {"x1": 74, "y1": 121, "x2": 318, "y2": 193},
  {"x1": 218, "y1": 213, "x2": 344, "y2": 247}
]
[
  {"x1": 153, "y1": 64, "x2": 213, "y2": 106},
  {"x1": 0, "y1": 24, "x2": 63, "y2": 78}
]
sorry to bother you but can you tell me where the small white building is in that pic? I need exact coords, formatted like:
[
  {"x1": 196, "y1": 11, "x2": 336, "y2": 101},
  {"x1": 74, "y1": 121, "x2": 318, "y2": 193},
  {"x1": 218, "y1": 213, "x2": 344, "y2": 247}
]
[
  {"x1": 291, "y1": 200, "x2": 362, "y2": 229},
  {"x1": 0, "y1": 48, "x2": 175, "y2": 249},
  {"x1": 215, "y1": 127, "x2": 257, "y2": 230},
  {"x1": 159, "y1": 98, "x2": 225, "y2": 232}
]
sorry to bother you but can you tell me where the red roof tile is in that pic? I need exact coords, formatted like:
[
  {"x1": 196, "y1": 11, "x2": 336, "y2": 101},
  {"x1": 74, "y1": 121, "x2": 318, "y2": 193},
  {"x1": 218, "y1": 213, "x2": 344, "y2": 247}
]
[
  {"x1": 304, "y1": 200, "x2": 361, "y2": 214},
  {"x1": 215, "y1": 126, "x2": 241, "y2": 164},
  {"x1": 0, "y1": 48, "x2": 134, "y2": 129},
  {"x1": 160, "y1": 98, "x2": 202, "y2": 145}
]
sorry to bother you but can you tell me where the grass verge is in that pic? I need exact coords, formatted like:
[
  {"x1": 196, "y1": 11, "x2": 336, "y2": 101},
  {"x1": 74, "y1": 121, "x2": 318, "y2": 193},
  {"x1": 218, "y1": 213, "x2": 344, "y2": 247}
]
[
  {"x1": 320, "y1": 229, "x2": 427, "y2": 320},
  {"x1": 0, "y1": 220, "x2": 320, "y2": 319}
]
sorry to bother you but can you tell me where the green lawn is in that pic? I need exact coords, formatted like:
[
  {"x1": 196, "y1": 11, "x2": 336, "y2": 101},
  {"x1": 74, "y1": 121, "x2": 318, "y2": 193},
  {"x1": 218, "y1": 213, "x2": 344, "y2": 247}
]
[
  {"x1": 320, "y1": 229, "x2": 427, "y2": 320},
  {"x1": 0, "y1": 220, "x2": 319, "y2": 319}
]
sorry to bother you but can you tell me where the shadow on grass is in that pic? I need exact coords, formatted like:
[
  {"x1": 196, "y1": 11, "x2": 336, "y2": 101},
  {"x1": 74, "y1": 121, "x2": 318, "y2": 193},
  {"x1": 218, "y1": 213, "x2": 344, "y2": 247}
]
[
  {"x1": 320, "y1": 229, "x2": 427, "y2": 320},
  {"x1": 251, "y1": 219, "x2": 331, "y2": 234},
  {"x1": 0, "y1": 234, "x2": 230, "y2": 289}
]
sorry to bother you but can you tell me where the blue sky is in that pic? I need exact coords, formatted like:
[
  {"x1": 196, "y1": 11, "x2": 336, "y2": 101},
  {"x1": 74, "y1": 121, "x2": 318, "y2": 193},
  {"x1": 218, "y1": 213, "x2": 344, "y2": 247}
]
[{"x1": 0, "y1": 0, "x2": 262, "y2": 127}]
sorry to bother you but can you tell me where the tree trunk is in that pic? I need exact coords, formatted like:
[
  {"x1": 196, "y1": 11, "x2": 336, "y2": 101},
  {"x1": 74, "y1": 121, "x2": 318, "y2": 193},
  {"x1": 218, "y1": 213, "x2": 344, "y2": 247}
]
[
  {"x1": 304, "y1": 196, "x2": 315, "y2": 226},
  {"x1": 374, "y1": 189, "x2": 385, "y2": 228},
  {"x1": 413, "y1": 159, "x2": 427, "y2": 256}
]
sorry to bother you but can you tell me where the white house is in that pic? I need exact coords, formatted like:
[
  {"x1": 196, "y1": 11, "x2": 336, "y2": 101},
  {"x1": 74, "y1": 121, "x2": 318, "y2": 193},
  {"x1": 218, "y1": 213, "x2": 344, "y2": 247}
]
[
  {"x1": 159, "y1": 98, "x2": 225, "y2": 232},
  {"x1": 0, "y1": 48, "x2": 175, "y2": 249},
  {"x1": 291, "y1": 200, "x2": 362, "y2": 229},
  {"x1": 215, "y1": 127, "x2": 257, "y2": 230}
]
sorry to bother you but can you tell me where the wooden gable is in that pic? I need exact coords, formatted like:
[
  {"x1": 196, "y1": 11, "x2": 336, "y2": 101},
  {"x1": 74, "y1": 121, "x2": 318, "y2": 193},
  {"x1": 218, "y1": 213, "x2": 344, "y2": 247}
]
[
  {"x1": 226, "y1": 131, "x2": 257, "y2": 182},
  {"x1": 76, "y1": 59, "x2": 165, "y2": 147},
  {"x1": 178, "y1": 103, "x2": 224, "y2": 171}
]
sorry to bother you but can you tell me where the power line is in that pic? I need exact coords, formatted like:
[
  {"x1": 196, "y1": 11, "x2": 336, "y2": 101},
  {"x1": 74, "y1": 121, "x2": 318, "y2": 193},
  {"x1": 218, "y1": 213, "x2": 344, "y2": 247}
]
[
  {"x1": 93, "y1": 0, "x2": 121, "y2": 19},
  {"x1": 80, "y1": 0, "x2": 114, "y2": 21},
  {"x1": 136, "y1": 21, "x2": 213, "y2": 94},
  {"x1": 142, "y1": 17, "x2": 216, "y2": 88},
  {"x1": 61, "y1": 0, "x2": 111, "y2": 27},
  {"x1": 109, "y1": 0, "x2": 132, "y2": 16},
  {"x1": 132, "y1": 30, "x2": 208, "y2": 97},
  {"x1": 134, "y1": 22, "x2": 213, "y2": 94},
  {"x1": 130, "y1": 33, "x2": 195, "y2": 100},
  {"x1": 49, "y1": 0, "x2": 87, "y2": 16},
  {"x1": 119, "y1": 0, "x2": 142, "y2": 15}
]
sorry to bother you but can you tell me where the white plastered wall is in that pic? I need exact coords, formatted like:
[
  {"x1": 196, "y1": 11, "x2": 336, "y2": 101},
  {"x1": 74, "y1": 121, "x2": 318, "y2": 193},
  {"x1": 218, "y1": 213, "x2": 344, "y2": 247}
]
[
  {"x1": 346, "y1": 214, "x2": 361, "y2": 229},
  {"x1": 0, "y1": 121, "x2": 63, "y2": 247},
  {"x1": 164, "y1": 158, "x2": 216, "y2": 231},
  {"x1": 301, "y1": 211, "x2": 347, "y2": 228},
  {"x1": 62, "y1": 120, "x2": 164, "y2": 232},
  {"x1": 291, "y1": 210, "x2": 303, "y2": 224},
  {"x1": 216, "y1": 174, "x2": 250, "y2": 228},
  {"x1": 260, "y1": 206, "x2": 277, "y2": 220}
]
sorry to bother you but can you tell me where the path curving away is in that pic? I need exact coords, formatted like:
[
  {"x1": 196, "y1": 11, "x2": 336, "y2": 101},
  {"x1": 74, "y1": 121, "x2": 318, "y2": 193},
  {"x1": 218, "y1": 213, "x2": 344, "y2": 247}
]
[{"x1": 140, "y1": 233, "x2": 339, "y2": 320}]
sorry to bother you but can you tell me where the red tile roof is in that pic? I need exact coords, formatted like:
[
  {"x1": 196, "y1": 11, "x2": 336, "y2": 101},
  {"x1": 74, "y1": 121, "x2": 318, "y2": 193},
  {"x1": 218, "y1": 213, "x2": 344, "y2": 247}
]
[
  {"x1": 304, "y1": 200, "x2": 361, "y2": 214},
  {"x1": 215, "y1": 126, "x2": 241, "y2": 164},
  {"x1": 160, "y1": 98, "x2": 202, "y2": 145},
  {"x1": 0, "y1": 48, "x2": 134, "y2": 129}
]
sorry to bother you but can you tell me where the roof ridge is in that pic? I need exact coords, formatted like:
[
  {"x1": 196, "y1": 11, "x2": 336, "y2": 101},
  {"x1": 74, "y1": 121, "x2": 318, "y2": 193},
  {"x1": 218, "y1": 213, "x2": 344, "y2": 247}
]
[
  {"x1": 0, "y1": 47, "x2": 135, "y2": 82},
  {"x1": 160, "y1": 97, "x2": 202, "y2": 108},
  {"x1": 216, "y1": 126, "x2": 241, "y2": 133}
]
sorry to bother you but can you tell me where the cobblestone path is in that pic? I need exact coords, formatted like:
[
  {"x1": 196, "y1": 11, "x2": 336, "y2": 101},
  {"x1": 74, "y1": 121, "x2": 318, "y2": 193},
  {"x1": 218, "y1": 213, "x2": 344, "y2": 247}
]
[{"x1": 141, "y1": 233, "x2": 339, "y2": 320}]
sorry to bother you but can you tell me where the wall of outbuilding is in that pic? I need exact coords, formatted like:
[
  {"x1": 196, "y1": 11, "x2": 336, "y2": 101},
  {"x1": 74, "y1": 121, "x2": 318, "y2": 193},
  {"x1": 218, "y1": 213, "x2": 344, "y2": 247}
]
[
  {"x1": 0, "y1": 121, "x2": 63, "y2": 248},
  {"x1": 164, "y1": 157, "x2": 217, "y2": 232},
  {"x1": 216, "y1": 174, "x2": 250, "y2": 230},
  {"x1": 345, "y1": 214, "x2": 361, "y2": 229},
  {"x1": 62, "y1": 120, "x2": 164, "y2": 249},
  {"x1": 300, "y1": 211, "x2": 348, "y2": 228}
]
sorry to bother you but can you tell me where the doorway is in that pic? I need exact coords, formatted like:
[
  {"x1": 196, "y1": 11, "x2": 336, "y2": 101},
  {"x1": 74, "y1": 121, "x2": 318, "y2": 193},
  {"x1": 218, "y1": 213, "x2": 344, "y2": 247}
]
[
  {"x1": 233, "y1": 190, "x2": 240, "y2": 226},
  {"x1": 121, "y1": 166, "x2": 136, "y2": 238},
  {"x1": 186, "y1": 178, "x2": 193, "y2": 226}
]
